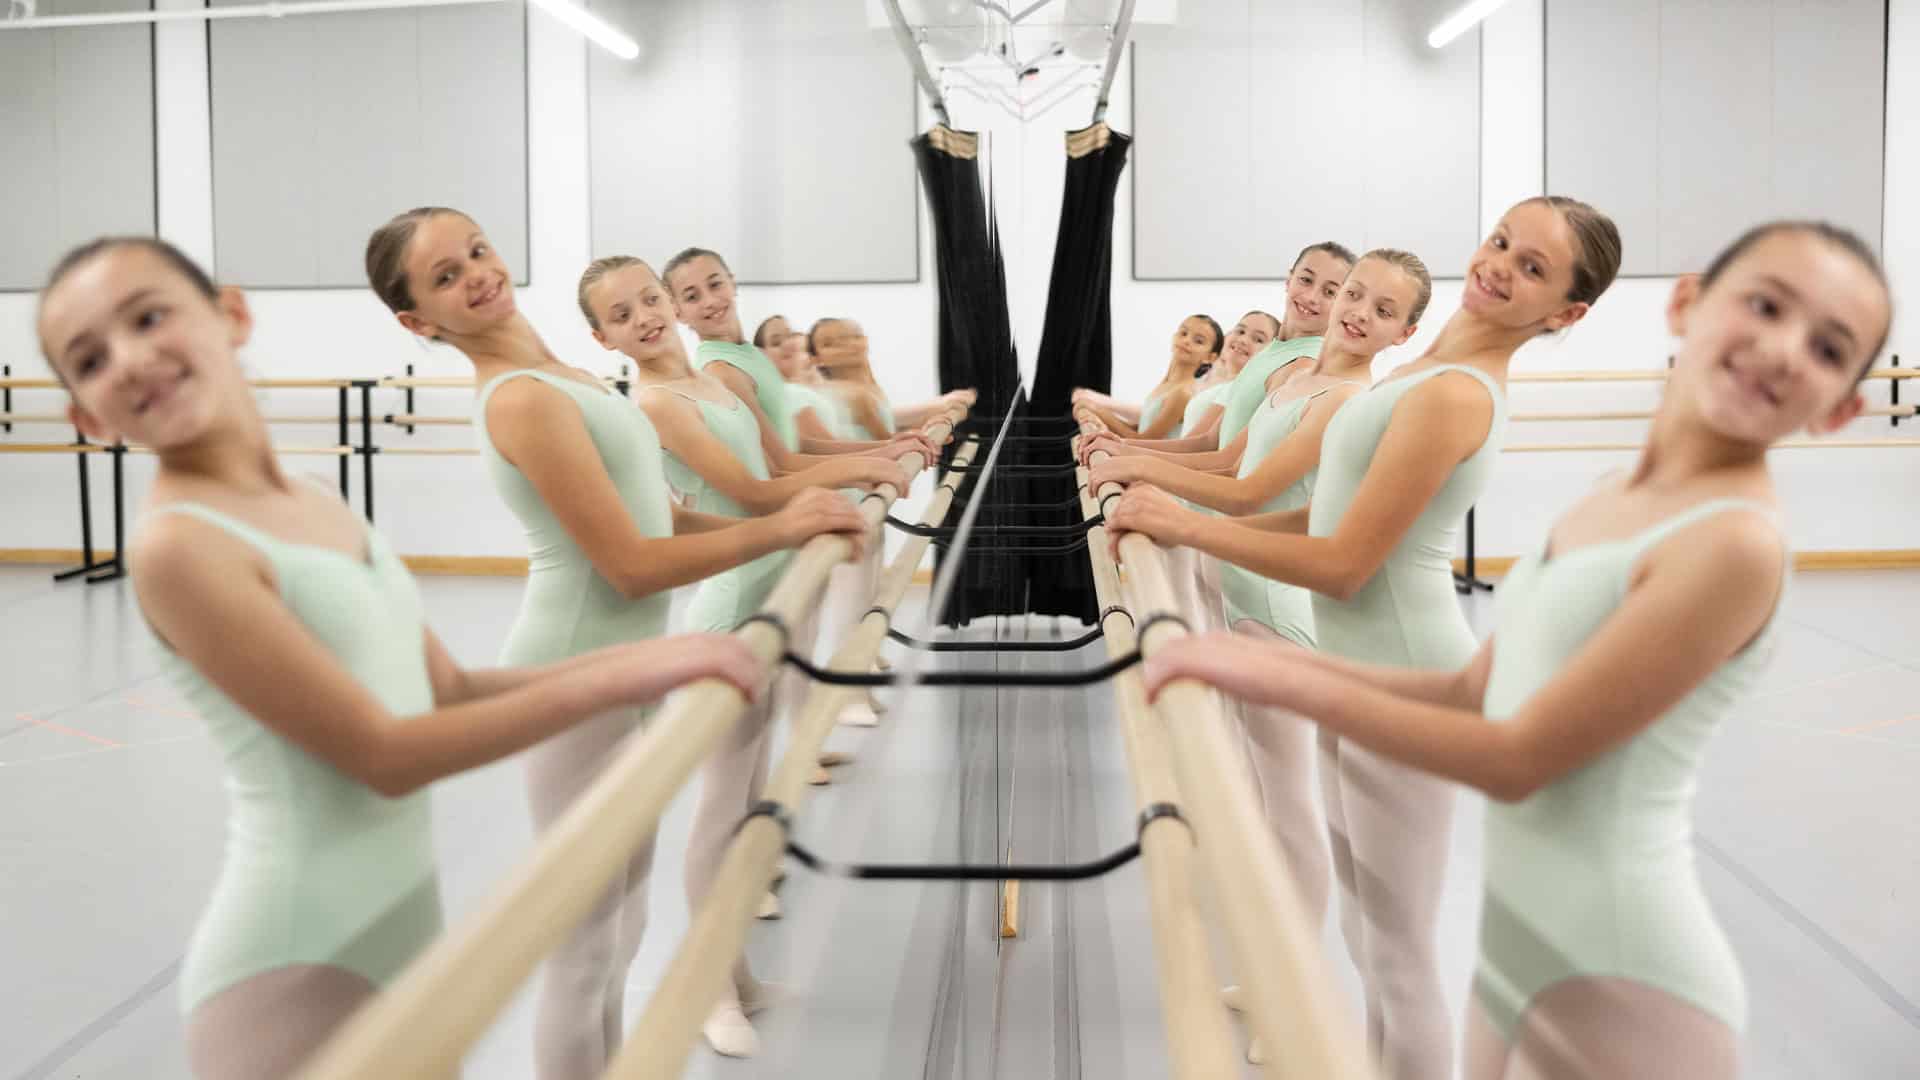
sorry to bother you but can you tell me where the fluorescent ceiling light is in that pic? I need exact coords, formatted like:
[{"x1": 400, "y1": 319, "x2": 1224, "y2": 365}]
[
  {"x1": 1, "y1": 0, "x2": 641, "y2": 57},
  {"x1": 1427, "y1": 0, "x2": 1511, "y2": 49},
  {"x1": 527, "y1": 0, "x2": 638, "y2": 59}
]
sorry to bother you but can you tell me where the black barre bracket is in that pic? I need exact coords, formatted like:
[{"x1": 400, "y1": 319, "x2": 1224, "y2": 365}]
[
  {"x1": 781, "y1": 648, "x2": 1138, "y2": 687},
  {"x1": 741, "y1": 799, "x2": 1187, "y2": 881},
  {"x1": 936, "y1": 534, "x2": 1090, "y2": 556},
  {"x1": 885, "y1": 625, "x2": 1105, "y2": 653},
  {"x1": 886, "y1": 513, "x2": 1102, "y2": 538}
]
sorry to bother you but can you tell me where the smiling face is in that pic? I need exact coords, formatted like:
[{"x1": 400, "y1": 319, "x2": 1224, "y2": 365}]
[
  {"x1": 38, "y1": 244, "x2": 253, "y2": 451},
  {"x1": 1281, "y1": 250, "x2": 1350, "y2": 337},
  {"x1": 1170, "y1": 315, "x2": 1219, "y2": 366},
  {"x1": 666, "y1": 254, "x2": 738, "y2": 340},
  {"x1": 585, "y1": 261, "x2": 683, "y2": 364},
  {"x1": 1461, "y1": 201, "x2": 1590, "y2": 332},
  {"x1": 1220, "y1": 311, "x2": 1279, "y2": 372},
  {"x1": 1326, "y1": 257, "x2": 1423, "y2": 357},
  {"x1": 393, "y1": 213, "x2": 516, "y2": 339},
  {"x1": 1668, "y1": 228, "x2": 1887, "y2": 445}
]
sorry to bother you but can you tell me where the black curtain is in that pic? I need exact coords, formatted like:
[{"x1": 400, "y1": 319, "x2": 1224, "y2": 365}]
[
  {"x1": 1018, "y1": 123, "x2": 1132, "y2": 621},
  {"x1": 913, "y1": 126, "x2": 1018, "y2": 418},
  {"x1": 912, "y1": 126, "x2": 1022, "y2": 626}
]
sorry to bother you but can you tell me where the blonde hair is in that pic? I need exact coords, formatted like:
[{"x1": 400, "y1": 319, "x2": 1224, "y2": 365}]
[
  {"x1": 576, "y1": 255, "x2": 648, "y2": 330},
  {"x1": 1358, "y1": 248, "x2": 1434, "y2": 324}
]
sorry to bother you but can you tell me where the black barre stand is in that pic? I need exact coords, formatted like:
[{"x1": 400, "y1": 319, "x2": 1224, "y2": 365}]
[
  {"x1": 53, "y1": 438, "x2": 127, "y2": 585},
  {"x1": 1453, "y1": 506, "x2": 1493, "y2": 596}
]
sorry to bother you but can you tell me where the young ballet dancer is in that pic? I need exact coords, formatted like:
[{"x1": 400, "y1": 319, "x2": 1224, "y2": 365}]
[
  {"x1": 1071, "y1": 314, "x2": 1223, "y2": 439},
  {"x1": 806, "y1": 316, "x2": 974, "y2": 439},
  {"x1": 364, "y1": 208, "x2": 869, "y2": 1076},
  {"x1": 577, "y1": 254, "x2": 920, "y2": 1048},
  {"x1": 35, "y1": 235, "x2": 761, "y2": 1080},
  {"x1": 1094, "y1": 251, "x2": 1428, "y2": 889},
  {"x1": 1108, "y1": 197, "x2": 1622, "y2": 1078},
  {"x1": 1143, "y1": 221, "x2": 1884, "y2": 1079},
  {"x1": 1092, "y1": 253, "x2": 1432, "y2": 1064},
  {"x1": 1075, "y1": 243, "x2": 1354, "y2": 473},
  {"x1": 661, "y1": 249, "x2": 943, "y2": 465}
]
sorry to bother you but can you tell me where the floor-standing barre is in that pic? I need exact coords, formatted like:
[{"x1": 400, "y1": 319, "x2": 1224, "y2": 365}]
[
  {"x1": 294, "y1": 410, "x2": 968, "y2": 1080},
  {"x1": 1085, "y1": 438, "x2": 1374, "y2": 1080},
  {"x1": 603, "y1": 429, "x2": 981, "y2": 1080},
  {"x1": 1071, "y1": 459, "x2": 1240, "y2": 1079}
]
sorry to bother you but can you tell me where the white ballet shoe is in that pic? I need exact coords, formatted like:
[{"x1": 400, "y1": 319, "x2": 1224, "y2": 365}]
[
  {"x1": 702, "y1": 1002, "x2": 759, "y2": 1058},
  {"x1": 817, "y1": 749, "x2": 855, "y2": 767},
  {"x1": 737, "y1": 976, "x2": 788, "y2": 1017},
  {"x1": 809, "y1": 765, "x2": 832, "y2": 786},
  {"x1": 755, "y1": 891, "x2": 782, "y2": 920},
  {"x1": 838, "y1": 699, "x2": 881, "y2": 727},
  {"x1": 1221, "y1": 984, "x2": 1244, "y2": 1012}
]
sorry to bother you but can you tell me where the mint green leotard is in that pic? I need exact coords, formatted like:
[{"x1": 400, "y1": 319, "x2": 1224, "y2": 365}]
[
  {"x1": 1217, "y1": 382, "x2": 1357, "y2": 642},
  {"x1": 694, "y1": 340, "x2": 795, "y2": 450},
  {"x1": 1218, "y1": 336, "x2": 1324, "y2": 446},
  {"x1": 1179, "y1": 378, "x2": 1233, "y2": 437},
  {"x1": 1309, "y1": 365, "x2": 1506, "y2": 669},
  {"x1": 1136, "y1": 384, "x2": 1173, "y2": 434},
  {"x1": 785, "y1": 381, "x2": 848, "y2": 438},
  {"x1": 475, "y1": 371, "x2": 674, "y2": 665},
  {"x1": 1475, "y1": 499, "x2": 1782, "y2": 1037},
  {"x1": 649, "y1": 386, "x2": 792, "y2": 633},
  {"x1": 148, "y1": 504, "x2": 442, "y2": 1011}
]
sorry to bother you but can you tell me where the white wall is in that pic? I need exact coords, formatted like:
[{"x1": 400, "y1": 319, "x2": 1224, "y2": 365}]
[{"x1": 5, "y1": 0, "x2": 1919, "y2": 559}]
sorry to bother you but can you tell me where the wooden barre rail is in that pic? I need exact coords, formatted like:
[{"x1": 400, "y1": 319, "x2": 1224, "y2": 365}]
[
  {"x1": 1513, "y1": 405, "x2": 1920, "y2": 422},
  {"x1": 0, "y1": 442, "x2": 352, "y2": 457},
  {"x1": 1087, "y1": 439, "x2": 1373, "y2": 1080},
  {"x1": 1510, "y1": 437, "x2": 1920, "y2": 453},
  {"x1": 1, "y1": 413, "x2": 474, "y2": 427},
  {"x1": 295, "y1": 410, "x2": 967, "y2": 1080},
  {"x1": 1509, "y1": 366, "x2": 1919, "y2": 383},
  {"x1": 1073, "y1": 462, "x2": 1240, "y2": 1078},
  {"x1": 605, "y1": 433, "x2": 981, "y2": 1080}
]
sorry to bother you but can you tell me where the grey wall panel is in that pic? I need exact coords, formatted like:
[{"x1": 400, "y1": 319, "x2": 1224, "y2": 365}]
[
  {"x1": 1770, "y1": 0, "x2": 1884, "y2": 243},
  {"x1": 0, "y1": 0, "x2": 155, "y2": 290},
  {"x1": 1360, "y1": 0, "x2": 1480, "y2": 268},
  {"x1": 1544, "y1": 0, "x2": 1659, "y2": 275},
  {"x1": 1547, "y1": 0, "x2": 1885, "y2": 276},
  {"x1": 1657, "y1": 1, "x2": 1773, "y2": 272},
  {"x1": 1134, "y1": 0, "x2": 1479, "y2": 280},
  {"x1": 587, "y1": 0, "x2": 918, "y2": 285},
  {"x1": 209, "y1": 3, "x2": 526, "y2": 287}
]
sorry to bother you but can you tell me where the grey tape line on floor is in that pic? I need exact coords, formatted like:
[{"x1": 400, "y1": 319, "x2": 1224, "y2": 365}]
[
  {"x1": 1697, "y1": 836, "x2": 1920, "y2": 1030},
  {"x1": 13, "y1": 958, "x2": 181, "y2": 1080}
]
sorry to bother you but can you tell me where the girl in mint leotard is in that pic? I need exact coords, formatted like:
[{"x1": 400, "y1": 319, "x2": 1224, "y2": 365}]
[
  {"x1": 364, "y1": 210, "x2": 868, "y2": 1080},
  {"x1": 36, "y1": 235, "x2": 762, "y2": 1080},
  {"x1": 1144, "y1": 221, "x2": 1889, "y2": 1079},
  {"x1": 1073, "y1": 243, "x2": 1354, "y2": 488},
  {"x1": 1116, "y1": 198, "x2": 1626, "y2": 1078},
  {"x1": 1090, "y1": 254, "x2": 1433, "y2": 1064},
  {"x1": 1070, "y1": 313, "x2": 1220, "y2": 440},
  {"x1": 579, "y1": 257, "x2": 915, "y2": 1057}
]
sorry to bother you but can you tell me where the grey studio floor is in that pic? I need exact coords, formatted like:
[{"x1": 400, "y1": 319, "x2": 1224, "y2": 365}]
[{"x1": 3, "y1": 564, "x2": 1917, "y2": 1080}]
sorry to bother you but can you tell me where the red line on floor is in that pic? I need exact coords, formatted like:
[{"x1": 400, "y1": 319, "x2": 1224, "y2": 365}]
[
  {"x1": 1836, "y1": 713, "x2": 1920, "y2": 736},
  {"x1": 13, "y1": 712, "x2": 122, "y2": 748}
]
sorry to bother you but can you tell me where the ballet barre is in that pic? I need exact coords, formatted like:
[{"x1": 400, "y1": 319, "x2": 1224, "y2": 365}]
[
  {"x1": 294, "y1": 409, "x2": 969, "y2": 1080},
  {"x1": 1070, "y1": 459, "x2": 1241, "y2": 1078},
  {"x1": 605, "y1": 425, "x2": 980, "y2": 1080},
  {"x1": 1084, "y1": 436, "x2": 1374, "y2": 1079},
  {"x1": 1509, "y1": 365, "x2": 1919, "y2": 383}
]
